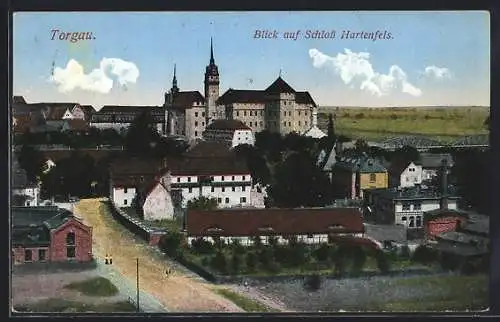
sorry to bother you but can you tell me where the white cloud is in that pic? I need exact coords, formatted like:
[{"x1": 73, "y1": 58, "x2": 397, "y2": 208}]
[
  {"x1": 308, "y1": 48, "x2": 422, "y2": 97},
  {"x1": 49, "y1": 58, "x2": 140, "y2": 94},
  {"x1": 423, "y1": 65, "x2": 451, "y2": 80}
]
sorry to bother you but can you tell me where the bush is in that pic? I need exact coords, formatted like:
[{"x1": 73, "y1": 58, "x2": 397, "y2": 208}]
[
  {"x1": 354, "y1": 113, "x2": 365, "y2": 119},
  {"x1": 246, "y1": 252, "x2": 257, "y2": 272},
  {"x1": 375, "y1": 250, "x2": 391, "y2": 274},
  {"x1": 304, "y1": 274, "x2": 322, "y2": 291},
  {"x1": 390, "y1": 114, "x2": 398, "y2": 120},
  {"x1": 159, "y1": 231, "x2": 185, "y2": 258},
  {"x1": 400, "y1": 245, "x2": 411, "y2": 259},
  {"x1": 350, "y1": 245, "x2": 367, "y2": 275},
  {"x1": 251, "y1": 235, "x2": 263, "y2": 249},
  {"x1": 412, "y1": 245, "x2": 437, "y2": 264},
  {"x1": 210, "y1": 251, "x2": 228, "y2": 273},
  {"x1": 257, "y1": 247, "x2": 274, "y2": 268},
  {"x1": 213, "y1": 236, "x2": 225, "y2": 250},
  {"x1": 230, "y1": 239, "x2": 246, "y2": 254},
  {"x1": 231, "y1": 253, "x2": 243, "y2": 273},
  {"x1": 191, "y1": 237, "x2": 215, "y2": 255},
  {"x1": 313, "y1": 243, "x2": 330, "y2": 263}
]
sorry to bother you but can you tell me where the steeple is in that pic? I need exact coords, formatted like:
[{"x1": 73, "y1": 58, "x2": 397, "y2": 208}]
[
  {"x1": 171, "y1": 64, "x2": 179, "y2": 94},
  {"x1": 210, "y1": 37, "x2": 215, "y2": 65}
]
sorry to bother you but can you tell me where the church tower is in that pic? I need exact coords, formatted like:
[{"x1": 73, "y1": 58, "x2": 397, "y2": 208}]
[
  {"x1": 204, "y1": 38, "x2": 220, "y2": 125},
  {"x1": 164, "y1": 64, "x2": 179, "y2": 135}
]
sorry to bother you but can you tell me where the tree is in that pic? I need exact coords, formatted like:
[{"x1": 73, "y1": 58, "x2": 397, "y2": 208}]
[
  {"x1": 158, "y1": 231, "x2": 185, "y2": 258},
  {"x1": 210, "y1": 251, "x2": 228, "y2": 273},
  {"x1": 393, "y1": 145, "x2": 420, "y2": 163},
  {"x1": 231, "y1": 252, "x2": 243, "y2": 273},
  {"x1": 374, "y1": 250, "x2": 391, "y2": 274},
  {"x1": 350, "y1": 245, "x2": 367, "y2": 275},
  {"x1": 16, "y1": 145, "x2": 44, "y2": 182},
  {"x1": 125, "y1": 110, "x2": 161, "y2": 156},
  {"x1": 354, "y1": 139, "x2": 369, "y2": 153},
  {"x1": 304, "y1": 274, "x2": 322, "y2": 291},
  {"x1": 251, "y1": 235, "x2": 263, "y2": 249},
  {"x1": 246, "y1": 252, "x2": 257, "y2": 272},
  {"x1": 233, "y1": 144, "x2": 271, "y2": 185},
  {"x1": 313, "y1": 243, "x2": 330, "y2": 263},
  {"x1": 327, "y1": 113, "x2": 336, "y2": 140},
  {"x1": 186, "y1": 196, "x2": 218, "y2": 210},
  {"x1": 484, "y1": 115, "x2": 490, "y2": 131},
  {"x1": 268, "y1": 152, "x2": 333, "y2": 207}
]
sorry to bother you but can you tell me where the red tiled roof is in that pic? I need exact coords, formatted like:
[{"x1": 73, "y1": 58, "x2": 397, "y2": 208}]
[
  {"x1": 206, "y1": 119, "x2": 251, "y2": 131},
  {"x1": 186, "y1": 207, "x2": 365, "y2": 236}
]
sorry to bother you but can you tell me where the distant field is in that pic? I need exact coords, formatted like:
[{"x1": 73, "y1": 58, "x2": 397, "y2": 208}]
[{"x1": 317, "y1": 106, "x2": 489, "y2": 142}]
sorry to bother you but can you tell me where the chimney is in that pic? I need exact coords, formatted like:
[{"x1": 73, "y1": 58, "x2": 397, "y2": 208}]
[
  {"x1": 439, "y1": 158, "x2": 448, "y2": 210},
  {"x1": 312, "y1": 108, "x2": 318, "y2": 127}
]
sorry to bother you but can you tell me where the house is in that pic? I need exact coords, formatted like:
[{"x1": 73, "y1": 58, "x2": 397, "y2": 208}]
[
  {"x1": 12, "y1": 206, "x2": 93, "y2": 264},
  {"x1": 302, "y1": 109, "x2": 326, "y2": 139},
  {"x1": 134, "y1": 171, "x2": 175, "y2": 221},
  {"x1": 364, "y1": 185, "x2": 460, "y2": 229},
  {"x1": 419, "y1": 153, "x2": 454, "y2": 181},
  {"x1": 332, "y1": 154, "x2": 388, "y2": 199},
  {"x1": 109, "y1": 142, "x2": 254, "y2": 209},
  {"x1": 12, "y1": 157, "x2": 40, "y2": 207},
  {"x1": 185, "y1": 207, "x2": 365, "y2": 246},
  {"x1": 388, "y1": 159, "x2": 423, "y2": 188},
  {"x1": 202, "y1": 119, "x2": 255, "y2": 148},
  {"x1": 319, "y1": 141, "x2": 344, "y2": 181},
  {"x1": 90, "y1": 105, "x2": 165, "y2": 134}
]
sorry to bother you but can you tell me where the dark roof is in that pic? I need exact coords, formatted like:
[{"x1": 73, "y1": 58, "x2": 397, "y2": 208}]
[
  {"x1": 185, "y1": 141, "x2": 234, "y2": 158},
  {"x1": 419, "y1": 153, "x2": 454, "y2": 168},
  {"x1": 335, "y1": 155, "x2": 387, "y2": 173},
  {"x1": 369, "y1": 186, "x2": 460, "y2": 201},
  {"x1": 168, "y1": 156, "x2": 250, "y2": 176},
  {"x1": 217, "y1": 89, "x2": 268, "y2": 105},
  {"x1": 11, "y1": 206, "x2": 70, "y2": 228},
  {"x1": 296, "y1": 92, "x2": 317, "y2": 107},
  {"x1": 206, "y1": 119, "x2": 251, "y2": 131},
  {"x1": 78, "y1": 105, "x2": 96, "y2": 117},
  {"x1": 110, "y1": 157, "x2": 163, "y2": 177},
  {"x1": 388, "y1": 159, "x2": 414, "y2": 176},
  {"x1": 186, "y1": 207, "x2": 364, "y2": 236},
  {"x1": 13, "y1": 96, "x2": 26, "y2": 104},
  {"x1": 62, "y1": 119, "x2": 90, "y2": 131},
  {"x1": 216, "y1": 78, "x2": 316, "y2": 106},
  {"x1": 96, "y1": 105, "x2": 164, "y2": 115},
  {"x1": 363, "y1": 224, "x2": 407, "y2": 243},
  {"x1": 265, "y1": 77, "x2": 296, "y2": 93},
  {"x1": 168, "y1": 91, "x2": 206, "y2": 109}
]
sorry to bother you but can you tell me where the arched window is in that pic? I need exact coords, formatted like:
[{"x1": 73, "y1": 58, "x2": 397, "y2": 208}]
[
  {"x1": 66, "y1": 232, "x2": 75, "y2": 245},
  {"x1": 66, "y1": 232, "x2": 76, "y2": 259}
]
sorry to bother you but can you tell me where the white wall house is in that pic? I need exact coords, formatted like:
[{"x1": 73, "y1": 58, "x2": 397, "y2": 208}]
[
  {"x1": 202, "y1": 119, "x2": 255, "y2": 148},
  {"x1": 12, "y1": 185, "x2": 40, "y2": 207},
  {"x1": 112, "y1": 186, "x2": 136, "y2": 208},
  {"x1": 142, "y1": 179, "x2": 174, "y2": 221},
  {"x1": 170, "y1": 173, "x2": 252, "y2": 208},
  {"x1": 365, "y1": 187, "x2": 459, "y2": 229},
  {"x1": 186, "y1": 207, "x2": 366, "y2": 247},
  {"x1": 389, "y1": 161, "x2": 423, "y2": 188}
]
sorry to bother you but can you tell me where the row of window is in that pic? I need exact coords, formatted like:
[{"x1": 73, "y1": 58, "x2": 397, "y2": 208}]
[
  {"x1": 194, "y1": 121, "x2": 205, "y2": 127},
  {"x1": 23, "y1": 232, "x2": 76, "y2": 262},
  {"x1": 187, "y1": 186, "x2": 247, "y2": 193},
  {"x1": 402, "y1": 202, "x2": 422, "y2": 211},
  {"x1": 234, "y1": 110, "x2": 309, "y2": 117},
  {"x1": 217, "y1": 197, "x2": 247, "y2": 204},
  {"x1": 401, "y1": 215, "x2": 423, "y2": 228},
  {"x1": 194, "y1": 112, "x2": 206, "y2": 118},
  {"x1": 175, "y1": 175, "x2": 247, "y2": 183}
]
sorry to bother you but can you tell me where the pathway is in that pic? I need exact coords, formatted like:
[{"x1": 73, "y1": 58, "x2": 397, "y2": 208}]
[{"x1": 73, "y1": 198, "x2": 244, "y2": 312}]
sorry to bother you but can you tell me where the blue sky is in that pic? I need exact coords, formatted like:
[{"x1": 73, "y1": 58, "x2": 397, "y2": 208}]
[{"x1": 13, "y1": 11, "x2": 490, "y2": 108}]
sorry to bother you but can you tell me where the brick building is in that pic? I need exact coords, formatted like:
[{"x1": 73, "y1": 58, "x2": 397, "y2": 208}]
[{"x1": 12, "y1": 206, "x2": 93, "y2": 264}]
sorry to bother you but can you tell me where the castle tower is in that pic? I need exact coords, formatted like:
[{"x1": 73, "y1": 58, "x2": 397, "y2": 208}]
[
  {"x1": 164, "y1": 64, "x2": 179, "y2": 135},
  {"x1": 204, "y1": 38, "x2": 220, "y2": 125}
]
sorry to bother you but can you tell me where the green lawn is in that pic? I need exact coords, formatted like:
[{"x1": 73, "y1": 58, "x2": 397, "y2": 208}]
[
  {"x1": 382, "y1": 274, "x2": 489, "y2": 311},
  {"x1": 213, "y1": 288, "x2": 280, "y2": 312},
  {"x1": 318, "y1": 107, "x2": 489, "y2": 142},
  {"x1": 14, "y1": 299, "x2": 136, "y2": 313},
  {"x1": 63, "y1": 277, "x2": 119, "y2": 297}
]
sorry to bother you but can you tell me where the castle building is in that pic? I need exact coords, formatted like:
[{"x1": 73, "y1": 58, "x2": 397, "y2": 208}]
[{"x1": 164, "y1": 39, "x2": 319, "y2": 142}]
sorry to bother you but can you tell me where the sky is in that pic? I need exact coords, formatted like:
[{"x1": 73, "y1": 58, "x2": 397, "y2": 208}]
[{"x1": 13, "y1": 11, "x2": 490, "y2": 109}]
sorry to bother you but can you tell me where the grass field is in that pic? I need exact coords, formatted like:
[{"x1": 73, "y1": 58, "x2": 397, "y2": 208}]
[
  {"x1": 213, "y1": 288, "x2": 279, "y2": 313},
  {"x1": 14, "y1": 299, "x2": 137, "y2": 313},
  {"x1": 63, "y1": 277, "x2": 119, "y2": 297},
  {"x1": 318, "y1": 106, "x2": 489, "y2": 142}
]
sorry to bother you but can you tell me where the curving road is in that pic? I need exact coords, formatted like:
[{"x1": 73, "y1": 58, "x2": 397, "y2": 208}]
[{"x1": 73, "y1": 198, "x2": 244, "y2": 313}]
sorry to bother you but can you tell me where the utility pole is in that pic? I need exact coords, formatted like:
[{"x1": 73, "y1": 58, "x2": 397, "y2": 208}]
[{"x1": 136, "y1": 257, "x2": 140, "y2": 313}]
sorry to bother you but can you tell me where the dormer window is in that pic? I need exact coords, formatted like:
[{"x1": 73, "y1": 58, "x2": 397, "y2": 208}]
[
  {"x1": 206, "y1": 227, "x2": 223, "y2": 233},
  {"x1": 258, "y1": 227, "x2": 274, "y2": 232},
  {"x1": 328, "y1": 224, "x2": 346, "y2": 230}
]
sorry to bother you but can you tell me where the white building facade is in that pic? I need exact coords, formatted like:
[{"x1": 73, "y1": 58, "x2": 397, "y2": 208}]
[{"x1": 399, "y1": 162, "x2": 423, "y2": 188}]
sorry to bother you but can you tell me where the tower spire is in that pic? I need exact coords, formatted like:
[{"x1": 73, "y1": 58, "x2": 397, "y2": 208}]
[
  {"x1": 279, "y1": 68, "x2": 282, "y2": 78},
  {"x1": 210, "y1": 37, "x2": 215, "y2": 65},
  {"x1": 171, "y1": 63, "x2": 178, "y2": 94}
]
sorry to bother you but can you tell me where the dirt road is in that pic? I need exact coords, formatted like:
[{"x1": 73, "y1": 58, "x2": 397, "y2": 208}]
[{"x1": 73, "y1": 198, "x2": 244, "y2": 312}]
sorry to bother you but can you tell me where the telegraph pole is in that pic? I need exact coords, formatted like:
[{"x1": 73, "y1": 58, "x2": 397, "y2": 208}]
[{"x1": 136, "y1": 258, "x2": 140, "y2": 312}]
